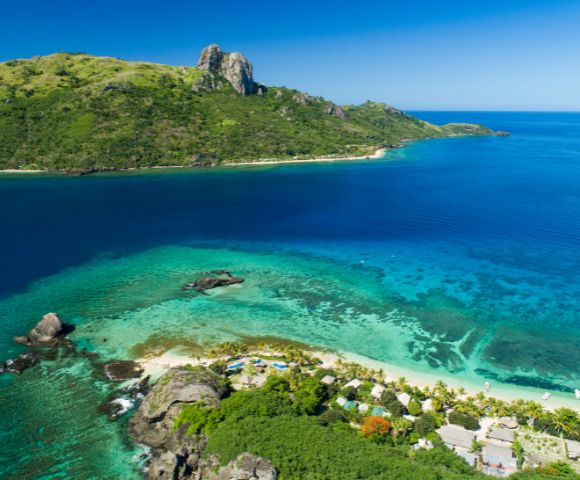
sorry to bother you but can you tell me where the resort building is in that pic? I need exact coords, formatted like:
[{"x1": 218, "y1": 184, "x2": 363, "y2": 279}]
[
  {"x1": 344, "y1": 379, "x2": 362, "y2": 389},
  {"x1": 568, "y1": 440, "x2": 580, "y2": 461},
  {"x1": 487, "y1": 427, "x2": 515, "y2": 445},
  {"x1": 397, "y1": 392, "x2": 411, "y2": 407},
  {"x1": 371, "y1": 384, "x2": 385, "y2": 399},
  {"x1": 320, "y1": 375, "x2": 336, "y2": 385},
  {"x1": 482, "y1": 444, "x2": 517, "y2": 477},
  {"x1": 421, "y1": 398, "x2": 434, "y2": 411},
  {"x1": 358, "y1": 403, "x2": 370, "y2": 413},
  {"x1": 437, "y1": 425, "x2": 477, "y2": 451}
]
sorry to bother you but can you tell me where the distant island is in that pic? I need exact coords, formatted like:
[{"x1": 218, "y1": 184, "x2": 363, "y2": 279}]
[{"x1": 0, "y1": 44, "x2": 494, "y2": 173}]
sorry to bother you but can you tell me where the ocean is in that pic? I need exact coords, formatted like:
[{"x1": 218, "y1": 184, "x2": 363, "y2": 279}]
[{"x1": 1, "y1": 111, "x2": 579, "y2": 478}]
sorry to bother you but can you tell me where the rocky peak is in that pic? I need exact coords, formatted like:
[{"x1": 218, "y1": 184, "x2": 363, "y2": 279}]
[
  {"x1": 197, "y1": 44, "x2": 224, "y2": 72},
  {"x1": 194, "y1": 44, "x2": 258, "y2": 95}
]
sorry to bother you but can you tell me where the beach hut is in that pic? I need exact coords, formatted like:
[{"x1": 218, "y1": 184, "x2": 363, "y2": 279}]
[
  {"x1": 397, "y1": 392, "x2": 411, "y2": 407},
  {"x1": 371, "y1": 384, "x2": 385, "y2": 399},
  {"x1": 437, "y1": 425, "x2": 477, "y2": 450},
  {"x1": 567, "y1": 440, "x2": 580, "y2": 460},
  {"x1": 499, "y1": 417, "x2": 518, "y2": 429},
  {"x1": 358, "y1": 403, "x2": 370, "y2": 413},
  {"x1": 344, "y1": 379, "x2": 362, "y2": 389},
  {"x1": 320, "y1": 375, "x2": 336, "y2": 385},
  {"x1": 487, "y1": 427, "x2": 514, "y2": 444}
]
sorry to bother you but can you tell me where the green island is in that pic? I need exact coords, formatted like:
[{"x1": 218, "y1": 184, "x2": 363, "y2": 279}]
[
  {"x1": 0, "y1": 44, "x2": 493, "y2": 172},
  {"x1": 127, "y1": 341, "x2": 580, "y2": 479}
]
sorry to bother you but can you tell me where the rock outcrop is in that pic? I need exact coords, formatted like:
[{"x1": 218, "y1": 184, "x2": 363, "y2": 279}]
[
  {"x1": 0, "y1": 352, "x2": 39, "y2": 375},
  {"x1": 129, "y1": 366, "x2": 228, "y2": 478},
  {"x1": 183, "y1": 270, "x2": 244, "y2": 293},
  {"x1": 102, "y1": 360, "x2": 144, "y2": 381},
  {"x1": 200, "y1": 453, "x2": 277, "y2": 480},
  {"x1": 193, "y1": 44, "x2": 258, "y2": 95},
  {"x1": 13, "y1": 312, "x2": 69, "y2": 346},
  {"x1": 324, "y1": 102, "x2": 347, "y2": 120}
]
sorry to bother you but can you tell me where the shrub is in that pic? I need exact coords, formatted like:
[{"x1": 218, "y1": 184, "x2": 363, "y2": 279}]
[
  {"x1": 208, "y1": 360, "x2": 227, "y2": 375},
  {"x1": 318, "y1": 408, "x2": 347, "y2": 426},
  {"x1": 294, "y1": 376, "x2": 326, "y2": 415},
  {"x1": 448, "y1": 412, "x2": 480, "y2": 431},
  {"x1": 408, "y1": 399, "x2": 423, "y2": 416},
  {"x1": 342, "y1": 386, "x2": 357, "y2": 401},
  {"x1": 414, "y1": 413, "x2": 437, "y2": 436},
  {"x1": 360, "y1": 416, "x2": 392, "y2": 439}
]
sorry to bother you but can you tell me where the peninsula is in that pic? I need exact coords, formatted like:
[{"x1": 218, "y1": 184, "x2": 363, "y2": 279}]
[{"x1": 0, "y1": 44, "x2": 493, "y2": 173}]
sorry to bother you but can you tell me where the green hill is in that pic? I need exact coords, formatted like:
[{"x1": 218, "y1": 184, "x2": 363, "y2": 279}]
[{"x1": 0, "y1": 45, "x2": 493, "y2": 172}]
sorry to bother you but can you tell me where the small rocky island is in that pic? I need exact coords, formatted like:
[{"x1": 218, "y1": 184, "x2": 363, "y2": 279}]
[{"x1": 183, "y1": 270, "x2": 244, "y2": 293}]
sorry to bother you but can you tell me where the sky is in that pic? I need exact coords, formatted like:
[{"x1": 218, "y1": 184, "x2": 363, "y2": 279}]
[{"x1": 2, "y1": 0, "x2": 580, "y2": 110}]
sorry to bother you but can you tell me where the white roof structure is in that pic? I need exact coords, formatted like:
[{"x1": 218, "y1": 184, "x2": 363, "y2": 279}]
[
  {"x1": 320, "y1": 375, "x2": 336, "y2": 385},
  {"x1": 358, "y1": 403, "x2": 370, "y2": 413},
  {"x1": 336, "y1": 397, "x2": 347, "y2": 406},
  {"x1": 371, "y1": 384, "x2": 385, "y2": 399},
  {"x1": 397, "y1": 392, "x2": 411, "y2": 407},
  {"x1": 344, "y1": 379, "x2": 362, "y2": 389},
  {"x1": 487, "y1": 427, "x2": 515, "y2": 443},
  {"x1": 568, "y1": 440, "x2": 580, "y2": 460},
  {"x1": 437, "y1": 425, "x2": 477, "y2": 450},
  {"x1": 421, "y1": 398, "x2": 434, "y2": 411},
  {"x1": 403, "y1": 415, "x2": 416, "y2": 422}
]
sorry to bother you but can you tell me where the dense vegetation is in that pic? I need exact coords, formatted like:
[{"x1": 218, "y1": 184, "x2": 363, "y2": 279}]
[
  {"x1": 172, "y1": 362, "x2": 579, "y2": 480},
  {"x1": 0, "y1": 53, "x2": 492, "y2": 171}
]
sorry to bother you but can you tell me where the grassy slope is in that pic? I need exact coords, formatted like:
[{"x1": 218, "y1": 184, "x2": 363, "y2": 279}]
[{"x1": 0, "y1": 53, "x2": 492, "y2": 171}]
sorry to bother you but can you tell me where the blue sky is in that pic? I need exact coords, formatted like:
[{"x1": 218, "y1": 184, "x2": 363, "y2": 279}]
[{"x1": 2, "y1": 0, "x2": 580, "y2": 110}]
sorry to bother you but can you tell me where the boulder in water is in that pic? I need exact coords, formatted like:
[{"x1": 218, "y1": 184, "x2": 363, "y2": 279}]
[{"x1": 13, "y1": 312, "x2": 70, "y2": 346}]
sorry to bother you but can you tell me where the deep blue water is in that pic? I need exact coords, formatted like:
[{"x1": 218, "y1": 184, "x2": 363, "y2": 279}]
[{"x1": 1, "y1": 111, "x2": 580, "y2": 478}]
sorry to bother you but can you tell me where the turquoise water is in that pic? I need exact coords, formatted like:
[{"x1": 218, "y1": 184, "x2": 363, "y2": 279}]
[{"x1": 1, "y1": 112, "x2": 580, "y2": 478}]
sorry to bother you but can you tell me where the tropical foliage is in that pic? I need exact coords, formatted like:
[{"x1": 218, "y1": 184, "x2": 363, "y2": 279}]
[{"x1": 0, "y1": 53, "x2": 492, "y2": 171}]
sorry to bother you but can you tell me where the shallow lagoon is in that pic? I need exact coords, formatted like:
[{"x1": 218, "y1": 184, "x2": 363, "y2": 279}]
[{"x1": 1, "y1": 112, "x2": 579, "y2": 478}]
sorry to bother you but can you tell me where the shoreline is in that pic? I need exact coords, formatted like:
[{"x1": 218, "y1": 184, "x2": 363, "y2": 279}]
[
  {"x1": 222, "y1": 147, "x2": 389, "y2": 166},
  {"x1": 136, "y1": 346, "x2": 580, "y2": 413},
  {"x1": 0, "y1": 147, "x2": 391, "y2": 175}
]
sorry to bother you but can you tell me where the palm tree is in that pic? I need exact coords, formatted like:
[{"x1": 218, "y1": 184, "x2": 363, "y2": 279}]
[
  {"x1": 552, "y1": 407, "x2": 578, "y2": 437},
  {"x1": 523, "y1": 401, "x2": 544, "y2": 428},
  {"x1": 396, "y1": 376, "x2": 408, "y2": 391}
]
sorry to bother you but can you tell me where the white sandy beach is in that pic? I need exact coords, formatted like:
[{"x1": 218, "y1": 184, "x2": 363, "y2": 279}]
[
  {"x1": 223, "y1": 147, "x2": 388, "y2": 166},
  {"x1": 0, "y1": 147, "x2": 391, "y2": 175},
  {"x1": 136, "y1": 346, "x2": 580, "y2": 412}
]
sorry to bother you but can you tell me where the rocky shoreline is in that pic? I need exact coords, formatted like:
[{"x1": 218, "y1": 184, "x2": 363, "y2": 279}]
[{"x1": 128, "y1": 365, "x2": 276, "y2": 479}]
